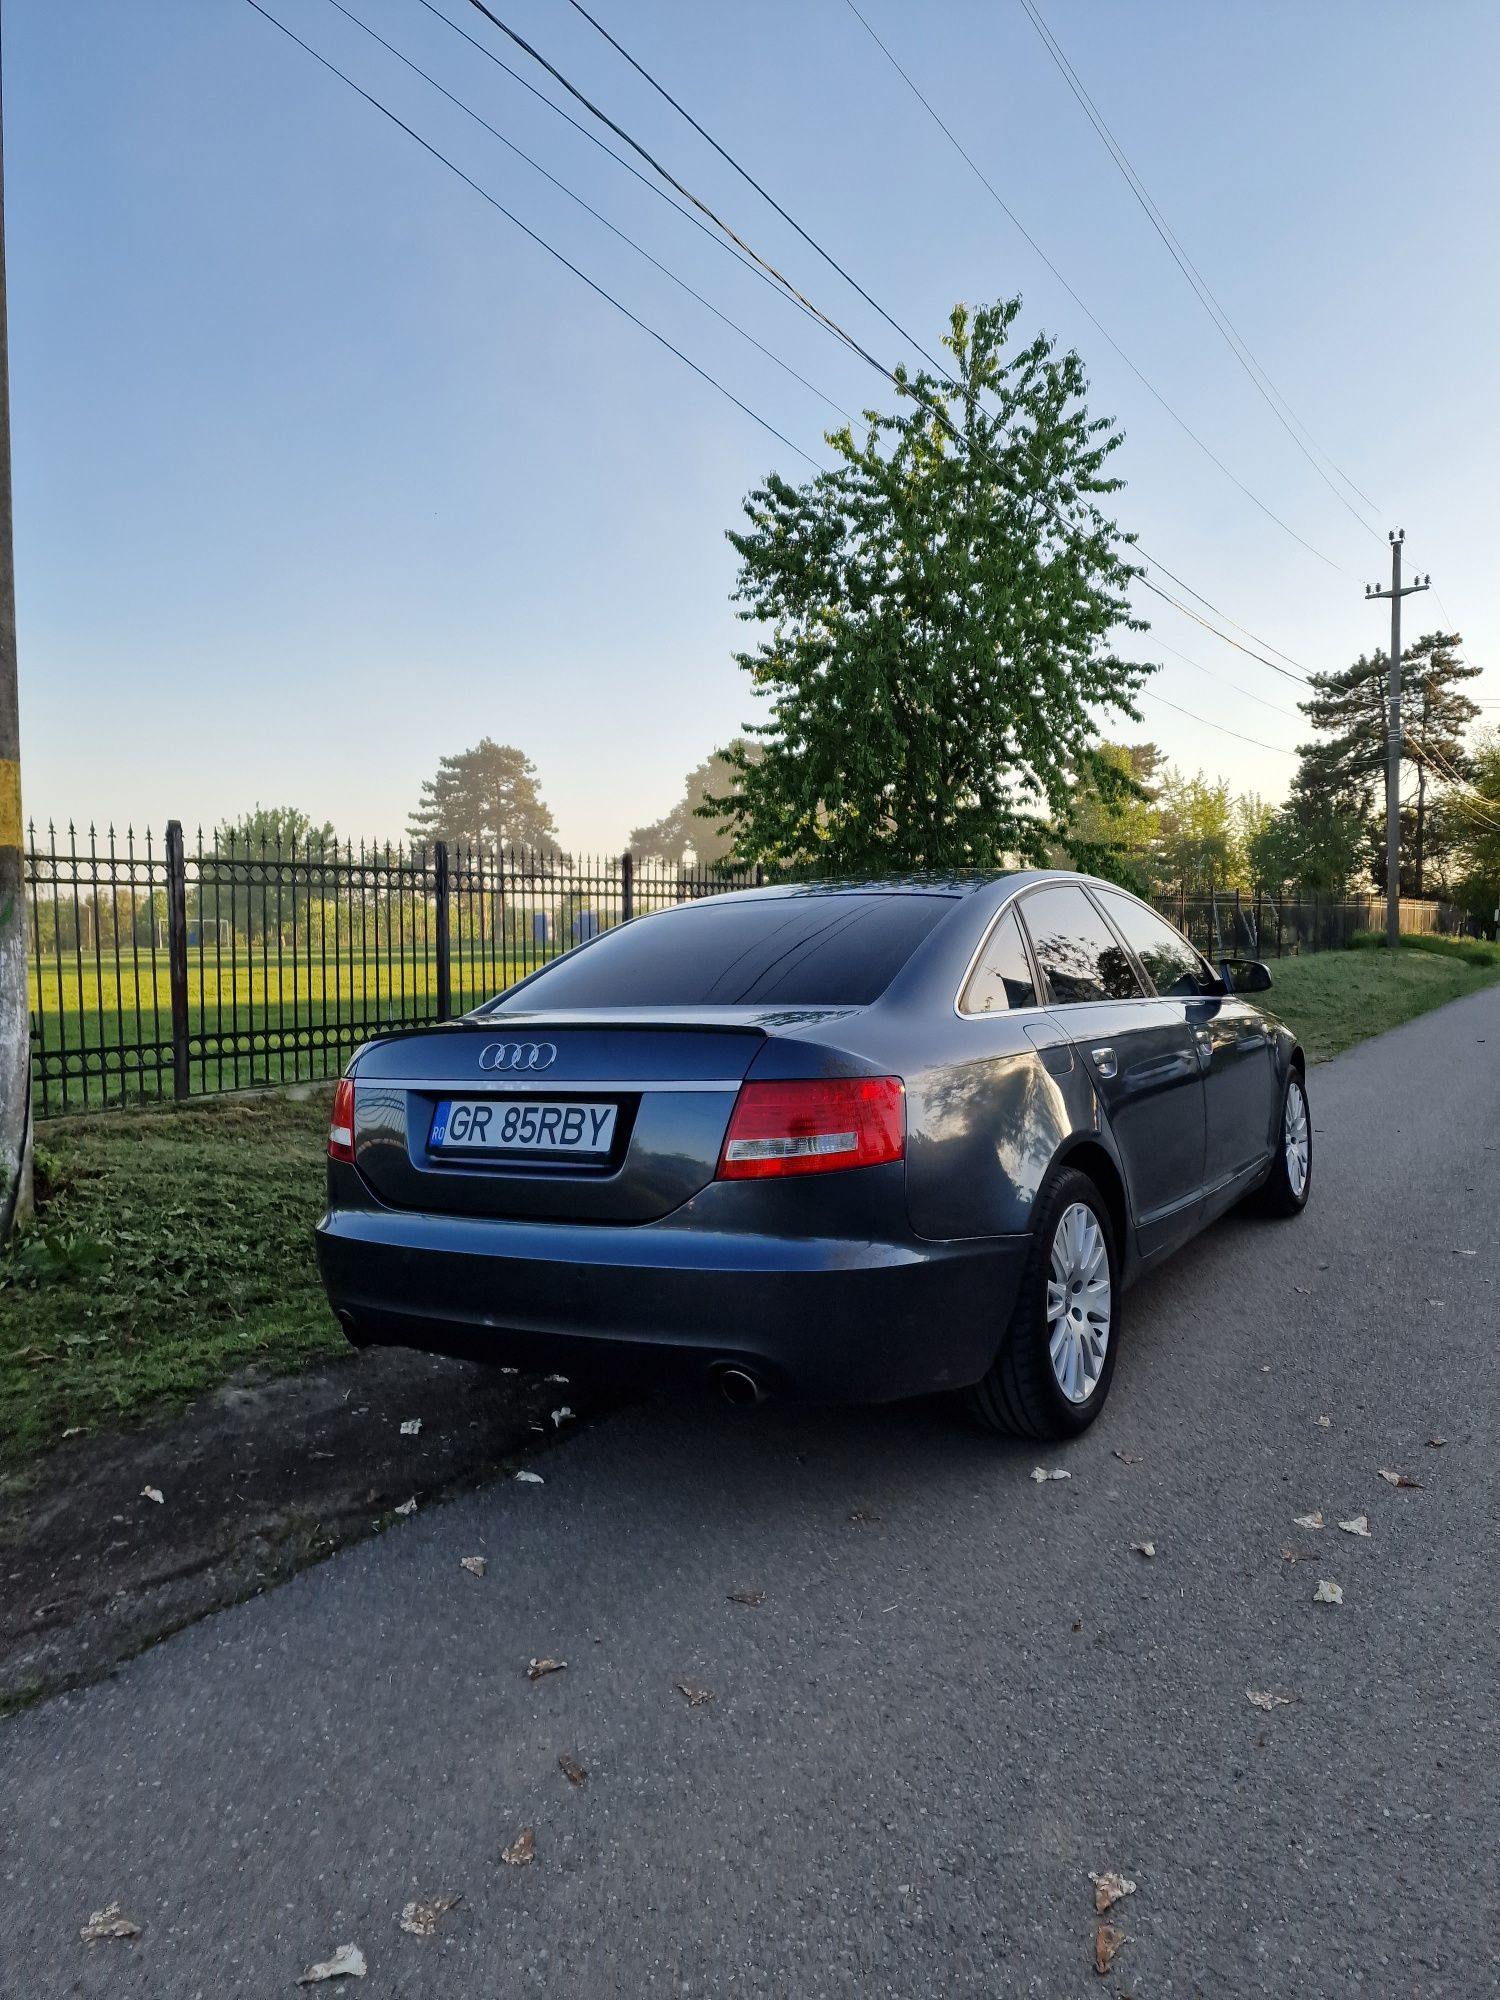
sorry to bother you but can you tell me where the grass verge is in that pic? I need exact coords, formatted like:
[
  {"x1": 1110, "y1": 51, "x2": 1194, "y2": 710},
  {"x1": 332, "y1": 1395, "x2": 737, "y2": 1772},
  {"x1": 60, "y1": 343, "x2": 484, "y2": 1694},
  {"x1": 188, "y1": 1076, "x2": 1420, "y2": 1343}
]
[
  {"x1": 0, "y1": 1092, "x2": 341, "y2": 1467},
  {"x1": 1266, "y1": 943, "x2": 1500, "y2": 1063}
]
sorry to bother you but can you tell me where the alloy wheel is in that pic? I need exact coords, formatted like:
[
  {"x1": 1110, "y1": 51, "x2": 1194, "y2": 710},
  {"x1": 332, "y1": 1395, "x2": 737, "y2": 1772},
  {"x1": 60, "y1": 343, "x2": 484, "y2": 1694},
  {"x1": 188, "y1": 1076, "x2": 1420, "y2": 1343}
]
[
  {"x1": 1045, "y1": 1201, "x2": 1111, "y2": 1404},
  {"x1": 1284, "y1": 1076, "x2": 1310, "y2": 1199}
]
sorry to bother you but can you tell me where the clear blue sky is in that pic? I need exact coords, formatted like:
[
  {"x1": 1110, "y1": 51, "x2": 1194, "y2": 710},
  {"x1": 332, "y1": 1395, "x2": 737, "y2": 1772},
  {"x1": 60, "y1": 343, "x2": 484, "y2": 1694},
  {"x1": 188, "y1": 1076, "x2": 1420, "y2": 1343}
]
[{"x1": 8, "y1": 0, "x2": 1498, "y2": 852}]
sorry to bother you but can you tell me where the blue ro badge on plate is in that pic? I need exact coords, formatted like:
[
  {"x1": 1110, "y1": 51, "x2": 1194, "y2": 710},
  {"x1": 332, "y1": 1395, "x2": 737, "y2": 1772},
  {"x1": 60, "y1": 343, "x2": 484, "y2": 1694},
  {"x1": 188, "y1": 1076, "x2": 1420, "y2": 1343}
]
[{"x1": 430, "y1": 1101, "x2": 451, "y2": 1148}]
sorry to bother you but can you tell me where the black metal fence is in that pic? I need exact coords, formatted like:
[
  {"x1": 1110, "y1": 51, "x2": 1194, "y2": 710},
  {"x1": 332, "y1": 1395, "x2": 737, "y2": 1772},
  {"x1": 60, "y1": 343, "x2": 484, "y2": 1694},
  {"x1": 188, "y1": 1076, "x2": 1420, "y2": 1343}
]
[
  {"x1": 1167, "y1": 889, "x2": 1463, "y2": 961},
  {"x1": 22, "y1": 820, "x2": 1464, "y2": 1119},
  {"x1": 23, "y1": 821, "x2": 759, "y2": 1117}
]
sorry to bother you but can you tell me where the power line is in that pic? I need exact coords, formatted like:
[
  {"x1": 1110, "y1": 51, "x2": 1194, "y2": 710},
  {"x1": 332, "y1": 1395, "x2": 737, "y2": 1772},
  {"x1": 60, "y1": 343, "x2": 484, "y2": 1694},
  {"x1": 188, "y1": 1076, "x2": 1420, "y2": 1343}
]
[
  {"x1": 1136, "y1": 578, "x2": 1310, "y2": 688},
  {"x1": 1153, "y1": 637, "x2": 1302, "y2": 718},
  {"x1": 1018, "y1": 0, "x2": 1384, "y2": 538},
  {"x1": 242, "y1": 0, "x2": 824, "y2": 469},
  {"x1": 320, "y1": 0, "x2": 856, "y2": 422},
  {"x1": 837, "y1": 0, "x2": 1353, "y2": 579},
  {"x1": 409, "y1": 0, "x2": 840, "y2": 342},
  {"x1": 557, "y1": 0, "x2": 951, "y2": 377},
  {"x1": 455, "y1": 0, "x2": 899, "y2": 382},
  {"x1": 1405, "y1": 726, "x2": 1500, "y2": 833},
  {"x1": 462, "y1": 0, "x2": 1324, "y2": 692},
  {"x1": 276, "y1": 0, "x2": 1330, "y2": 751},
  {"x1": 1138, "y1": 688, "x2": 1299, "y2": 758}
]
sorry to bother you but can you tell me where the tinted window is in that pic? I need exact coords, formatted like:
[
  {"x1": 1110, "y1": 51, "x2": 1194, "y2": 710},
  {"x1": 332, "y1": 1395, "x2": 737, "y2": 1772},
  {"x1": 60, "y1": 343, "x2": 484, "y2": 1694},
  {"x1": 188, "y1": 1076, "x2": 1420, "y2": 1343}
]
[
  {"x1": 493, "y1": 892, "x2": 956, "y2": 1009},
  {"x1": 1019, "y1": 884, "x2": 1144, "y2": 1006},
  {"x1": 1098, "y1": 892, "x2": 1218, "y2": 999},
  {"x1": 961, "y1": 908, "x2": 1037, "y2": 1015}
]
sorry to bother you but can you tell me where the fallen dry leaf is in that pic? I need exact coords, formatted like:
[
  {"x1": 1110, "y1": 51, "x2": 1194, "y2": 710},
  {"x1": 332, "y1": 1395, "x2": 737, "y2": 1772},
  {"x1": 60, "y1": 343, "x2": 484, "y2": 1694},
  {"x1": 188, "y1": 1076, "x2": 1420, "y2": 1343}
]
[
  {"x1": 61, "y1": 1426, "x2": 83, "y2": 1439},
  {"x1": 1094, "y1": 1922, "x2": 1127, "y2": 1976},
  {"x1": 1129, "y1": 1541, "x2": 1155, "y2": 1560},
  {"x1": 460, "y1": 1556, "x2": 487, "y2": 1578},
  {"x1": 1294, "y1": 1284, "x2": 1312, "y2": 1294},
  {"x1": 514, "y1": 1470, "x2": 545, "y2": 1485},
  {"x1": 1454, "y1": 1247, "x2": 1478, "y2": 1255},
  {"x1": 1315, "y1": 1416, "x2": 1332, "y2": 1430},
  {"x1": 558, "y1": 1753, "x2": 588, "y2": 1789},
  {"x1": 1293, "y1": 1512, "x2": 1324, "y2": 1529},
  {"x1": 140, "y1": 1487, "x2": 164, "y2": 1506},
  {"x1": 1246, "y1": 1690, "x2": 1294, "y2": 1712},
  {"x1": 393, "y1": 1498, "x2": 417, "y2": 1517},
  {"x1": 1111, "y1": 1449, "x2": 1142, "y2": 1466},
  {"x1": 676, "y1": 1682, "x2": 714, "y2": 1707},
  {"x1": 1378, "y1": 1469, "x2": 1422, "y2": 1489},
  {"x1": 1031, "y1": 1466, "x2": 1072, "y2": 1483},
  {"x1": 527, "y1": 1657, "x2": 566, "y2": 1680},
  {"x1": 727, "y1": 1588, "x2": 765, "y2": 1607},
  {"x1": 398, "y1": 1893, "x2": 461, "y2": 1938},
  {"x1": 1313, "y1": 1579, "x2": 1344, "y2": 1605},
  {"x1": 501, "y1": 1827, "x2": 535, "y2": 1867},
  {"x1": 544, "y1": 1373, "x2": 569, "y2": 1383},
  {"x1": 1425, "y1": 1298, "x2": 1445, "y2": 1308},
  {"x1": 297, "y1": 1942, "x2": 367, "y2": 1983},
  {"x1": 550, "y1": 1406, "x2": 575, "y2": 1428},
  {"x1": 1088, "y1": 1870, "x2": 1137, "y2": 1913},
  {"x1": 80, "y1": 1903, "x2": 141, "y2": 1944},
  {"x1": 1425, "y1": 1437, "x2": 1446, "y2": 1449},
  {"x1": 1338, "y1": 1515, "x2": 1370, "y2": 1538},
  {"x1": 399, "y1": 1418, "x2": 422, "y2": 1437},
  {"x1": 848, "y1": 1508, "x2": 881, "y2": 1523}
]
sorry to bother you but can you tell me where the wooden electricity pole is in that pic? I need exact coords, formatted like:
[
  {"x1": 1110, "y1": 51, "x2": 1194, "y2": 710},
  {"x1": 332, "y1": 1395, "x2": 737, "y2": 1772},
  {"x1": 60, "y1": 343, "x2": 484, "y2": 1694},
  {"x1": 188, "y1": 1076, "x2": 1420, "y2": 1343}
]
[{"x1": 0, "y1": 53, "x2": 32, "y2": 1244}]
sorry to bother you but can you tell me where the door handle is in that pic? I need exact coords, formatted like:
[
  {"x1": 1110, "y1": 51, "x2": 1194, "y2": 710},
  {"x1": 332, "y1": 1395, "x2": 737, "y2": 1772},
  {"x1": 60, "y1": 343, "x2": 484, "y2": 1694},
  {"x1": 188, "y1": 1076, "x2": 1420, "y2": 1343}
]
[
  {"x1": 1090, "y1": 1046, "x2": 1118, "y2": 1079},
  {"x1": 1193, "y1": 1027, "x2": 1212, "y2": 1068}
]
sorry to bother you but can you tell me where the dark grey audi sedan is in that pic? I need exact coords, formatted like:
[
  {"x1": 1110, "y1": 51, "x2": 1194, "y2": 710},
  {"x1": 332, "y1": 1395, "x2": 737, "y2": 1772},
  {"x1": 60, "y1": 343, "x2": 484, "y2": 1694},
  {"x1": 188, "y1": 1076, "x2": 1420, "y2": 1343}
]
[{"x1": 315, "y1": 873, "x2": 1310, "y2": 1439}]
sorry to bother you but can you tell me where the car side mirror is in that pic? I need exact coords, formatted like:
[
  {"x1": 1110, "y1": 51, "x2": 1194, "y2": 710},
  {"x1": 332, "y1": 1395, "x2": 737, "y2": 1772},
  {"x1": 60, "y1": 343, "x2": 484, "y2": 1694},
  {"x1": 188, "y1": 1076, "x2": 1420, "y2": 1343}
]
[{"x1": 1229, "y1": 959, "x2": 1272, "y2": 994}]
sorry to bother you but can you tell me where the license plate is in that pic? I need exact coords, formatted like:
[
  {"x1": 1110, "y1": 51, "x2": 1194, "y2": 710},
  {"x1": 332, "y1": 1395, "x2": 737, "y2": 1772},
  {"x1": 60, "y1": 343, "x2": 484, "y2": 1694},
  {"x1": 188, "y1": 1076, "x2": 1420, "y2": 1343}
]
[{"x1": 430, "y1": 1097, "x2": 617, "y2": 1157}]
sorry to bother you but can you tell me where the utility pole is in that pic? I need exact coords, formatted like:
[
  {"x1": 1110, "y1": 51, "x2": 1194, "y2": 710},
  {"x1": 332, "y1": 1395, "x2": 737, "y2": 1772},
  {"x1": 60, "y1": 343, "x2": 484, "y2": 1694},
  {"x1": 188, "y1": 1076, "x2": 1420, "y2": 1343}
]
[
  {"x1": 1365, "y1": 530, "x2": 1431, "y2": 951},
  {"x1": 0, "y1": 49, "x2": 32, "y2": 1246}
]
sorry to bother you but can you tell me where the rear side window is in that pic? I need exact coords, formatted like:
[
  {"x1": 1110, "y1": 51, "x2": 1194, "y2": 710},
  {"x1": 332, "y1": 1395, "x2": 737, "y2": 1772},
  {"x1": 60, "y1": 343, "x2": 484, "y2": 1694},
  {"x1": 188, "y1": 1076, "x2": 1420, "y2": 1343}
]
[
  {"x1": 493, "y1": 892, "x2": 956, "y2": 1009},
  {"x1": 1018, "y1": 884, "x2": 1144, "y2": 1006},
  {"x1": 961, "y1": 908, "x2": 1037, "y2": 1015},
  {"x1": 1098, "y1": 891, "x2": 1219, "y2": 999}
]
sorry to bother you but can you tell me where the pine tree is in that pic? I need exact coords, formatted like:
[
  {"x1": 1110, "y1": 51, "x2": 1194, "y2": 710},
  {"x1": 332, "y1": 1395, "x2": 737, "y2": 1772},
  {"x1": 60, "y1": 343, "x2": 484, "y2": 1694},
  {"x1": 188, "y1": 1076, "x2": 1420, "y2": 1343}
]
[
  {"x1": 1296, "y1": 632, "x2": 1479, "y2": 895},
  {"x1": 407, "y1": 739, "x2": 558, "y2": 855}
]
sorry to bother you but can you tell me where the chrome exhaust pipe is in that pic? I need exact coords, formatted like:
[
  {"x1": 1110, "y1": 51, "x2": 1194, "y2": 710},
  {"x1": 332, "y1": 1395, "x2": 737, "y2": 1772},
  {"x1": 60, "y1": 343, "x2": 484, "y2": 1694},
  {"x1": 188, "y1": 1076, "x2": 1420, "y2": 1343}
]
[{"x1": 717, "y1": 1366, "x2": 767, "y2": 1407}]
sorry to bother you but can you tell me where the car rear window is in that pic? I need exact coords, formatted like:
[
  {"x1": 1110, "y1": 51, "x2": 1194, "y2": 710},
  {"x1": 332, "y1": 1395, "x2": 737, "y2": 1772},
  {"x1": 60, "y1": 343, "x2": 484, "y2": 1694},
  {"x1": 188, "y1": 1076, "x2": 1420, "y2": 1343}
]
[{"x1": 493, "y1": 892, "x2": 957, "y2": 1008}]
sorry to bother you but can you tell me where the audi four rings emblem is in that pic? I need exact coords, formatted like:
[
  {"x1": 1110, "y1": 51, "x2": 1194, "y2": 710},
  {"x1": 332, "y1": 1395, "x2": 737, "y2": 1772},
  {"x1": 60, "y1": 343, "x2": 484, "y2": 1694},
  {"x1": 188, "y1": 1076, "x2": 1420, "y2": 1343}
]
[{"x1": 478, "y1": 1041, "x2": 557, "y2": 1072}]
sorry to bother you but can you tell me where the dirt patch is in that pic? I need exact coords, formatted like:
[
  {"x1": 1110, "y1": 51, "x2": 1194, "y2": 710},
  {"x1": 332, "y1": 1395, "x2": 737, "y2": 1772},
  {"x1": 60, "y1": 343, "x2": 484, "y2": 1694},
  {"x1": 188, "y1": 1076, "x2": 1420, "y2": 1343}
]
[{"x1": 0, "y1": 1345, "x2": 620, "y2": 1709}]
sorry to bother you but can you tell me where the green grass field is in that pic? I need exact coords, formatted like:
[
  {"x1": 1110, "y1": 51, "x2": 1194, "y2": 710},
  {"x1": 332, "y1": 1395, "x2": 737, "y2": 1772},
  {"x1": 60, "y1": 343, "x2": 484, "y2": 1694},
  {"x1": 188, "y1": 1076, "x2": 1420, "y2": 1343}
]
[{"x1": 27, "y1": 950, "x2": 550, "y2": 1112}]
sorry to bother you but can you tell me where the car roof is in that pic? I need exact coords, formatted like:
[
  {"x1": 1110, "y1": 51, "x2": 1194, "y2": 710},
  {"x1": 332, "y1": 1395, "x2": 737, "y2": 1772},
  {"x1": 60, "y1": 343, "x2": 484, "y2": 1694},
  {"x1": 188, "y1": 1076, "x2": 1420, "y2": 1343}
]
[{"x1": 664, "y1": 869, "x2": 1130, "y2": 907}]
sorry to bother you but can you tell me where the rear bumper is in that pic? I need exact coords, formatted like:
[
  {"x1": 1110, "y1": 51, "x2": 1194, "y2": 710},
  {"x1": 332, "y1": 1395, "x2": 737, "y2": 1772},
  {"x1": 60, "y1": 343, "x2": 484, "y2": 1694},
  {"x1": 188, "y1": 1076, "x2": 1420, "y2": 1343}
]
[{"x1": 314, "y1": 1177, "x2": 1027, "y2": 1403}]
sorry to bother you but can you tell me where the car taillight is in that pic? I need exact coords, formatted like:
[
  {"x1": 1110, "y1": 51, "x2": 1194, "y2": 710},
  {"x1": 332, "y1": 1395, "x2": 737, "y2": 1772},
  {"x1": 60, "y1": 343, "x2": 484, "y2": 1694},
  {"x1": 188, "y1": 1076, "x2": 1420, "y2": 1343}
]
[
  {"x1": 328, "y1": 1076, "x2": 355, "y2": 1163},
  {"x1": 717, "y1": 1076, "x2": 905, "y2": 1180}
]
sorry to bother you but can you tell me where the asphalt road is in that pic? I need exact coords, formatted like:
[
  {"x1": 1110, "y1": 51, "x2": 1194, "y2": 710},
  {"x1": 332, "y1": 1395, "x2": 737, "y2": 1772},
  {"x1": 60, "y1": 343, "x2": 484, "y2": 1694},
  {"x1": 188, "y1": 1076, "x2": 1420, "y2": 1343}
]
[{"x1": 4, "y1": 984, "x2": 1497, "y2": 1998}]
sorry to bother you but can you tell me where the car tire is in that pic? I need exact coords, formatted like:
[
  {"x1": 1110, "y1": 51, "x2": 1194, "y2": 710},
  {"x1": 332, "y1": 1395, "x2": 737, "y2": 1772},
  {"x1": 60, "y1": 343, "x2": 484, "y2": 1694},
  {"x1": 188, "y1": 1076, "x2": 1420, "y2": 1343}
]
[
  {"x1": 1254, "y1": 1065, "x2": 1312, "y2": 1218},
  {"x1": 966, "y1": 1166, "x2": 1121, "y2": 1441}
]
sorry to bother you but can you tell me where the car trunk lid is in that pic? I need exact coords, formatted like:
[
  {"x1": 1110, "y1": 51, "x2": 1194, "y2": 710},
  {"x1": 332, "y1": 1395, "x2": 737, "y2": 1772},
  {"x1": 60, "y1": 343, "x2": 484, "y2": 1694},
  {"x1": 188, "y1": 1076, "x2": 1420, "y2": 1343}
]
[{"x1": 348, "y1": 1011, "x2": 850, "y2": 1222}]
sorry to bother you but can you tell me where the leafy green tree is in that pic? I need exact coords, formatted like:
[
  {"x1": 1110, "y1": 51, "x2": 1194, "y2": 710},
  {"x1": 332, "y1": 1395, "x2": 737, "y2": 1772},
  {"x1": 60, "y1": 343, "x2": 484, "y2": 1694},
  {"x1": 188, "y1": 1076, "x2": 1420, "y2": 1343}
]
[
  {"x1": 713, "y1": 299, "x2": 1152, "y2": 871},
  {"x1": 198, "y1": 804, "x2": 339, "y2": 944},
  {"x1": 1153, "y1": 769, "x2": 1244, "y2": 896},
  {"x1": 408, "y1": 739, "x2": 557, "y2": 855},
  {"x1": 1058, "y1": 740, "x2": 1161, "y2": 888},
  {"x1": 1451, "y1": 731, "x2": 1500, "y2": 933},
  {"x1": 629, "y1": 740, "x2": 759, "y2": 866}
]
